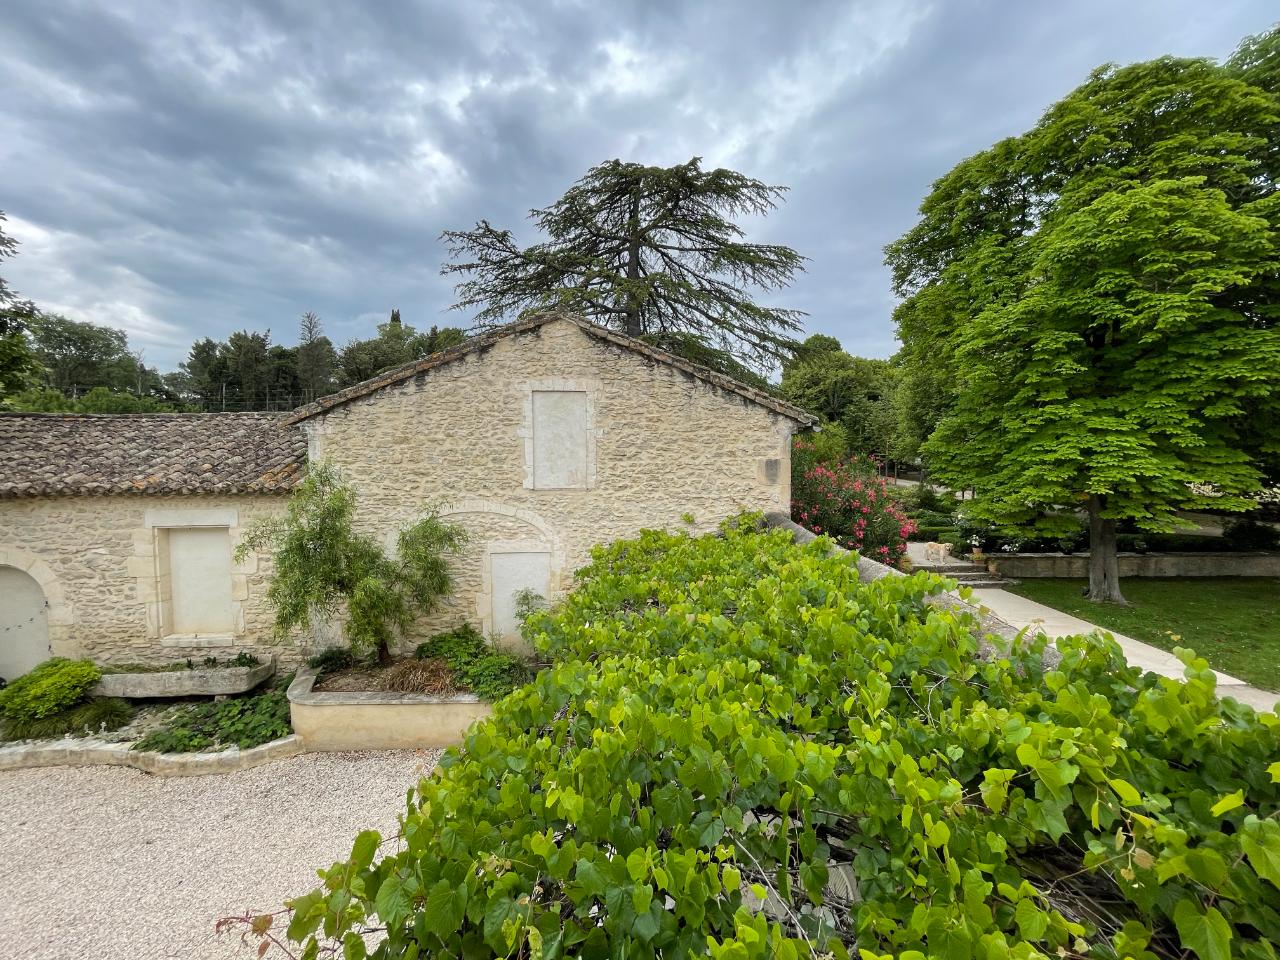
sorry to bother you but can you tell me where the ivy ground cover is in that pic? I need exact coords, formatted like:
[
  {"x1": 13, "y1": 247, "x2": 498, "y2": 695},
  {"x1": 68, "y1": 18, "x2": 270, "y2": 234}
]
[{"x1": 278, "y1": 519, "x2": 1280, "y2": 960}]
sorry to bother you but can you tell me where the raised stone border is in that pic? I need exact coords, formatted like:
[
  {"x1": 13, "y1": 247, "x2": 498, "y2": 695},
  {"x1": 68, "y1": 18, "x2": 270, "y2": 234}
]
[
  {"x1": 288, "y1": 665, "x2": 492, "y2": 751},
  {"x1": 92, "y1": 657, "x2": 276, "y2": 698},
  {"x1": 986, "y1": 550, "x2": 1280, "y2": 579},
  {"x1": 0, "y1": 733, "x2": 303, "y2": 777}
]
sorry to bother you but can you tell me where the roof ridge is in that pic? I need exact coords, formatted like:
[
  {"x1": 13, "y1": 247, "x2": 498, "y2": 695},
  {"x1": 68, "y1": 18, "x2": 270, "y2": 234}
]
[{"x1": 285, "y1": 311, "x2": 815, "y2": 426}]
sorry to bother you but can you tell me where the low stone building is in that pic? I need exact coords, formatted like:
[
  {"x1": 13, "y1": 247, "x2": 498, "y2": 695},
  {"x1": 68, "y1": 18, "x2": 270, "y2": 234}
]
[{"x1": 0, "y1": 313, "x2": 813, "y2": 676}]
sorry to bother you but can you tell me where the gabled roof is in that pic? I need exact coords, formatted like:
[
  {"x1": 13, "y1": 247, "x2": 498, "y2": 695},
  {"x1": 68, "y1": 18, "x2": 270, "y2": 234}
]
[
  {"x1": 0, "y1": 412, "x2": 306, "y2": 498},
  {"x1": 285, "y1": 312, "x2": 816, "y2": 426}
]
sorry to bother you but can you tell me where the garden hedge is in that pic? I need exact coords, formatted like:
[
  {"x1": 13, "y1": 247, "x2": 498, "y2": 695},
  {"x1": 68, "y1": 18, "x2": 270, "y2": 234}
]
[{"x1": 275, "y1": 518, "x2": 1280, "y2": 960}]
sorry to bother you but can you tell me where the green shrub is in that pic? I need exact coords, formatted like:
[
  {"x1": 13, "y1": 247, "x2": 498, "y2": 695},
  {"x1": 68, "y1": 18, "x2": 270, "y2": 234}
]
[
  {"x1": 1, "y1": 697, "x2": 132, "y2": 741},
  {"x1": 1223, "y1": 517, "x2": 1280, "y2": 550},
  {"x1": 1117, "y1": 532, "x2": 1242, "y2": 554},
  {"x1": 414, "y1": 624, "x2": 486, "y2": 666},
  {"x1": 277, "y1": 517, "x2": 1280, "y2": 959},
  {"x1": 131, "y1": 688, "x2": 291, "y2": 753},
  {"x1": 416, "y1": 624, "x2": 530, "y2": 701},
  {"x1": 0, "y1": 658, "x2": 101, "y2": 722},
  {"x1": 456, "y1": 653, "x2": 531, "y2": 702},
  {"x1": 132, "y1": 724, "x2": 211, "y2": 754},
  {"x1": 307, "y1": 647, "x2": 357, "y2": 676}
]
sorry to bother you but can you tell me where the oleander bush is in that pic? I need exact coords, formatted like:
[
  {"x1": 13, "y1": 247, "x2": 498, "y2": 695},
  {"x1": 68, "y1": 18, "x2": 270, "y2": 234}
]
[
  {"x1": 791, "y1": 440, "x2": 915, "y2": 564},
  {"x1": 267, "y1": 517, "x2": 1280, "y2": 960}
]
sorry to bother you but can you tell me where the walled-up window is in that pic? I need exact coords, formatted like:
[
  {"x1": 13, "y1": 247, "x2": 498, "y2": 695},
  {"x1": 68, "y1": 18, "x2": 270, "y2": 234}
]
[
  {"x1": 531, "y1": 390, "x2": 589, "y2": 490},
  {"x1": 160, "y1": 527, "x2": 234, "y2": 635}
]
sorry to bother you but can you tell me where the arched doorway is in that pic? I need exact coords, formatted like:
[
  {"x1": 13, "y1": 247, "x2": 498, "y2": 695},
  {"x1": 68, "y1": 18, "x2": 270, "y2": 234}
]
[{"x1": 0, "y1": 566, "x2": 50, "y2": 682}]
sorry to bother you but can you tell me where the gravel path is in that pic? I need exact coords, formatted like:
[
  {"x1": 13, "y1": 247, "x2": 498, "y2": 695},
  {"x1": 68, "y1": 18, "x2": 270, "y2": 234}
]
[{"x1": 0, "y1": 751, "x2": 438, "y2": 960}]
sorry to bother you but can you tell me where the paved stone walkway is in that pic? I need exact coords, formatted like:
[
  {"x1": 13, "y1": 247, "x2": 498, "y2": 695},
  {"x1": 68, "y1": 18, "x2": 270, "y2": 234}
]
[{"x1": 969, "y1": 587, "x2": 1280, "y2": 712}]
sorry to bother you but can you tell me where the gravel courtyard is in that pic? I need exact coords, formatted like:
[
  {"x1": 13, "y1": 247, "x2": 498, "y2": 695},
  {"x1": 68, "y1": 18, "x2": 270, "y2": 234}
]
[{"x1": 0, "y1": 751, "x2": 438, "y2": 960}]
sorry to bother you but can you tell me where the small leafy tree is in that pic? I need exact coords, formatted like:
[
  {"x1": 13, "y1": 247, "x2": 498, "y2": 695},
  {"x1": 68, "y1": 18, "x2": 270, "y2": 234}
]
[{"x1": 237, "y1": 463, "x2": 467, "y2": 664}]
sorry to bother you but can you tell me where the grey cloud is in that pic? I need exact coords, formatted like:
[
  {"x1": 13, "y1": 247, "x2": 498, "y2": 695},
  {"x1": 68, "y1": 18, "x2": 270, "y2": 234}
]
[{"x1": 1, "y1": 0, "x2": 1274, "y2": 368}]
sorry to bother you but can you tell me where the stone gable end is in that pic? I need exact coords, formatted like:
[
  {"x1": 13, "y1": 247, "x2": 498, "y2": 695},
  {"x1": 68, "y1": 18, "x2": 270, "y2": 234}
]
[{"x1": 304, "y1": 317, "x2": 797, "y2": 643}]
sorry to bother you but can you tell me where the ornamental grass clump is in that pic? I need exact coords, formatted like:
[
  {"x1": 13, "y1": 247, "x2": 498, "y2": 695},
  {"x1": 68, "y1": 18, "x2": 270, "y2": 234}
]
[{"x1": 258, "y1": 516, "x2": 1280, "y2": 960}]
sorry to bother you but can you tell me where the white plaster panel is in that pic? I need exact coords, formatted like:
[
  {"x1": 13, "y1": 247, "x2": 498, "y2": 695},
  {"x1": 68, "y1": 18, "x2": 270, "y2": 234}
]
[
  {"x1": 489, "y1": 550, "x2": 551, "y2": 640},
  {"x1": 167, "y1": 527, "x2": 235, "y2": 634},
  {"x1": 532, "y1": 390, "x2": 589, "y2": 489}
]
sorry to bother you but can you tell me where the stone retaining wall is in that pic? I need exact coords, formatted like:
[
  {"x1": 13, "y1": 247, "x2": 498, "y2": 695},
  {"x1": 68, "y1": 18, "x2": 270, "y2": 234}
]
[
  {"x1": 0, "y1": 733, "x2": 302, "y2": 776},
  {"x1": 986, "y1": 551, "x2": 1280, "y2": 579}
]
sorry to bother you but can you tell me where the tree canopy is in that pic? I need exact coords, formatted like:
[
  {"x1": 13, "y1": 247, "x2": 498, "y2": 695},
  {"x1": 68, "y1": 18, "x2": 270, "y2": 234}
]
[
  {"x1": 441, "y1": 158, "x2": 806, "y2": 369},
  {"x1": 780, "y1": 334, "x2": 900, "y2": 466},
  {"x1": 887, "y1": 28, "x2": 1280, "y2": 602},
  {"x1": 338, "y1": 310, "x2": 466, "y2": 387}
]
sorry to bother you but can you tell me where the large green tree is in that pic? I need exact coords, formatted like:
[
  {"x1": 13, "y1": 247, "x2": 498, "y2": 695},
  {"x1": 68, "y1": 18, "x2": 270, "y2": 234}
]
[
  {"x1": 0, "y1": 212, "x2": 42, "y2": 405},
  {"x1": 441, "y1": 157, "x2": 806, "y2": 369},
  {"x1": 888, "y1": 31, "x2": 1280, "y2": 602},
  {"x1": 781, "y1": 334, "x2": 899, "y2": 466},
  {"x1": 296, "y1": 311, "x2": 338, "y2": 403}
]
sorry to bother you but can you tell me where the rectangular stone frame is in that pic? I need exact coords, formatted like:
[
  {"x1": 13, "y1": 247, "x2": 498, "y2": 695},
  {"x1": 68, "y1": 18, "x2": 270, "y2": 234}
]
[
  {"x1": 134, "y1": 507, "x2": 254, "y2": 647},
  {"x1": 518, "y1": 377, "x2": 603, "y2": 491}
]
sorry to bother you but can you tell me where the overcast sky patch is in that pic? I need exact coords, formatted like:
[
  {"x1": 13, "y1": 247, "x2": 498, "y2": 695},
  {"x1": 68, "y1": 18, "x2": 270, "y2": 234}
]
[{"x1": 1, "y1": 0, "x2": 1273, "y2": 369}]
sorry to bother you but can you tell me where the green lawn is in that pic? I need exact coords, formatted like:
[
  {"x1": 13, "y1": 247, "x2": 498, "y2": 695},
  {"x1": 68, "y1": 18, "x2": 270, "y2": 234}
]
[{"x1": 1004, "y1": 577, "x2": 1280, "y2": 691}]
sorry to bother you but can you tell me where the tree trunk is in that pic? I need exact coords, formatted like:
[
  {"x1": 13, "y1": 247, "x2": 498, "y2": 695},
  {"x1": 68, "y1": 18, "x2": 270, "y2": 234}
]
[
  {"x1": 377, "y1": 639, "x2": 392, "y2": 666},
  {"x1": 624, "y1": 191, "x2": 643, "y2": 337},
  {"x1": 1086, "y1": 494, "x2": 1126, "y2": 603}
]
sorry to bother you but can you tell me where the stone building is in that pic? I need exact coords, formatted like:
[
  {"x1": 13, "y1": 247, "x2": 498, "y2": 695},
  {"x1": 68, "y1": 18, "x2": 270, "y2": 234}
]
[{"x1": 0, "y1": 313, "x2": 813, "y2": 677}]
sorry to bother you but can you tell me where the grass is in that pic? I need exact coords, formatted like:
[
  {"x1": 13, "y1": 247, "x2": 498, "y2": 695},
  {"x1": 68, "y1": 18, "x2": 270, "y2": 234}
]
[{"x1": 1005, "y1": 577, "x2": 1280, "y2": 691}]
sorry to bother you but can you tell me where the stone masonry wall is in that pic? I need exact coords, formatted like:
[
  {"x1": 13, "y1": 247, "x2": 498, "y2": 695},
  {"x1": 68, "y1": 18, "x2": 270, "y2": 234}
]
[
  {"x1": 0, "y1": 493, "x2": 289, "y2": 666},
  {"x1": 308, "y1": 318, "x2": 797, "y2": 648}
]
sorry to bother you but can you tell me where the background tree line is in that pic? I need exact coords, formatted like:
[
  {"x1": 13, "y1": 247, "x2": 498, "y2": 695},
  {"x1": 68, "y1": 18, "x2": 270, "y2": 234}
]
[{"x1": 0, "y1": 280, "x2": 468, "y2": 415}]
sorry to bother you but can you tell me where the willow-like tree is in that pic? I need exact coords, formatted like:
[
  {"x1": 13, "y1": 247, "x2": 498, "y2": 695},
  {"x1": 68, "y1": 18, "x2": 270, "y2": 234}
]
[
  {"x1": 441, "y1": 158, "x2": 806, "y2": 368},
  {"x1": 887, "y1": 29, "x2": 1280, "y2": 603},
  {"x1": 237, "y1": 463, "x2": 467, "y2": 664}
]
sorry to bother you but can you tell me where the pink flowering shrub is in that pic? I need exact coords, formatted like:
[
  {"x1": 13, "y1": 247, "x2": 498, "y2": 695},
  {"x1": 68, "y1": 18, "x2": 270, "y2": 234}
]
[{"x1": 791, "y1": 438, "x2": 915, "y2": 564}]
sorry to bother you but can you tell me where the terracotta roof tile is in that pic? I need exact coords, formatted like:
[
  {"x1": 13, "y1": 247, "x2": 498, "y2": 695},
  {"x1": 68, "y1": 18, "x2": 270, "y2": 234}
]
[{"x1": 0, "y1": 413, "x2": 307, "y2": 498}]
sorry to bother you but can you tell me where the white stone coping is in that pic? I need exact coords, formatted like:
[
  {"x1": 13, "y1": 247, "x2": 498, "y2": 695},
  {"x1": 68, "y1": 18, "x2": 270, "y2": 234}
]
[
  {"x1": 92, "y1": 658, "x2": 276, "y2": 698},
  {"x1": 287, "y1": 664, "x2": 485, "y2": 706},
  {"x1": 0, "y1": 734, "x2": 303, "y2": 777}
]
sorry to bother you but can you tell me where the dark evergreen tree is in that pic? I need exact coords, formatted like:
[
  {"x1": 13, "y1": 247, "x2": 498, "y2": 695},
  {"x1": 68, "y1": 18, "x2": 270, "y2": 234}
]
[{"x1": 441, "y1": 158, "x2": 806, "y2": 369}]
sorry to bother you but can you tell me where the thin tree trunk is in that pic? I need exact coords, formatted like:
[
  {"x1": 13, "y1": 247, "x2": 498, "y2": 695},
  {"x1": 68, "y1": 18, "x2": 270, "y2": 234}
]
[
  {"x1": 624, "y1": 191, "x2": 643, "y2": 337},
  {"x1": 1086, "y1": 494, "x2": 1126, "y2": 603}
]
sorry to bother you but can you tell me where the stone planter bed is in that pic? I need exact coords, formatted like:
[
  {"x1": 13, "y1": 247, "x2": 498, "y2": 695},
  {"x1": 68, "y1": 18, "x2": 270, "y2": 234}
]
[
  {"x1": 288, "y1": 664, "x2": 491, "y2": 751},
  {"x1": 92, "y1": 656, "x2": 276, "y2": 698}
]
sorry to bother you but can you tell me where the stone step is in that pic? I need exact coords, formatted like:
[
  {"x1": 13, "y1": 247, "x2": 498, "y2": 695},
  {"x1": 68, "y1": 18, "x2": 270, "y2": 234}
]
[{"x1": 914, "y1": 563, "x2": 987, "y2": 575}]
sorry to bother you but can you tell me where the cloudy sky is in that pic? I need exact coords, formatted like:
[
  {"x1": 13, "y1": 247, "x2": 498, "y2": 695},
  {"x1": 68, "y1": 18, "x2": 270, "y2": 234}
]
[{"x1": 1, "y1": 1, "x2": 1275, "y2": 371}]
